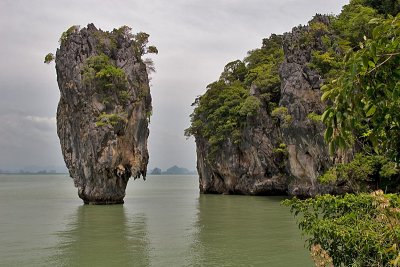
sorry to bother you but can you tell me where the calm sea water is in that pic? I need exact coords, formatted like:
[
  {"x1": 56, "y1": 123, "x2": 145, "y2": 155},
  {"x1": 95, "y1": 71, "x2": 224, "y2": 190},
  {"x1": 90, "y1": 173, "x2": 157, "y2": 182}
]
[{"x1": 0, "y1": 174, "x2": 313, "y2": 266}]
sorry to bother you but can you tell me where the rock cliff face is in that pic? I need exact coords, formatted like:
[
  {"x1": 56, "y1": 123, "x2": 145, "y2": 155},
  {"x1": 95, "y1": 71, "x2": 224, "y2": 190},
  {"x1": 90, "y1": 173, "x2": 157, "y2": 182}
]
[
  {"x1": 196, "y1": 107, "x2": 287, "y2": 195},
  {"x1": 279, "y1": 16, "x2": 342, "y2": 196},
  {"x1": 195, "y1": 16, "x2": 348, "y2": 197},
  {"x1": 55, "y1": 24, "x2": 152, "y2": 204}
]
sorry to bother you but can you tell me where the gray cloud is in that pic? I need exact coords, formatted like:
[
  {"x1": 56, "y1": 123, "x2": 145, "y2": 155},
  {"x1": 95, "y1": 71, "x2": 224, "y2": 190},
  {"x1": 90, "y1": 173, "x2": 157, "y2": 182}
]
[{"x1": 0, "y1": 0, "x2": 348, "y2": 171}]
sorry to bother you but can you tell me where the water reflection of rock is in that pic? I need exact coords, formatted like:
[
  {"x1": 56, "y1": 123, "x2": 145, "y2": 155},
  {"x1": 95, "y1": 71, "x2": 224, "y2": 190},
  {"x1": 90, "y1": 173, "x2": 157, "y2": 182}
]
[{"x1": 52, "y1": 205, "x2": 150, "y2": 266}]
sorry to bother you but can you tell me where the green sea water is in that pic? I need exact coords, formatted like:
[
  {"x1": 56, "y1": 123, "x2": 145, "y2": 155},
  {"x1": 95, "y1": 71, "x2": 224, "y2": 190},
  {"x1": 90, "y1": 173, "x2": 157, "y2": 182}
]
[{"x1": 0, "y1": 174, "x2": 312, "y2": 266}]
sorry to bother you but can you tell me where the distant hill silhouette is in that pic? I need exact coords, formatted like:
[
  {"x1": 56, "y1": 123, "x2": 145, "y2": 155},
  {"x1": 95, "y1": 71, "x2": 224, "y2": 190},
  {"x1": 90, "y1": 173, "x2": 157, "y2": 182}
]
[
  {"x1": 149, "y1": 166, "x2": 197, "y2": 175},
  {"x1": 150, "y1": 167, "x2": 162, "y2": 175}
]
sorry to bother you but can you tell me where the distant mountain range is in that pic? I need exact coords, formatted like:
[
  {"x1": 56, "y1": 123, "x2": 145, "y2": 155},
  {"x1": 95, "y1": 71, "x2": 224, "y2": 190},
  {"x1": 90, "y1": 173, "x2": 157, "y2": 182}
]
[
  {"x1": 150, "y1": 165, "x2": 197, "y2": 175},
  {"x1": 0, "y1": 165, "x2": 68, "y2": 174},
  {"x1": 0, "y1": 165, "x2": 197, "y2": 176}
]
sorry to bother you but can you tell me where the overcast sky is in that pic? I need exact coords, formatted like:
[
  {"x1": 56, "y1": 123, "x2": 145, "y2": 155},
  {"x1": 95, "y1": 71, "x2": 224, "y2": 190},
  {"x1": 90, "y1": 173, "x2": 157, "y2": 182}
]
[{"x1": 0, "y1": 0, "x2": 348, "y2": 171}]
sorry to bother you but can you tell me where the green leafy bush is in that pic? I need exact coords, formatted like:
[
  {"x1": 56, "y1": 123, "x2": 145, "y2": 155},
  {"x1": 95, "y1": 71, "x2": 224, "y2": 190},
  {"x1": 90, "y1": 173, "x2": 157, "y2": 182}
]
[
  {"x1": 307, "y1": 112, "x2": 322, "y2": 123},
  {"x1": 283, "y1": 192, "x2": 400, "y2": 266},
  {"x1": 44, "y1": 53, "x2": 55, "y2": 64},
  {"x1": 358, "y1": 0, "x2": 400, "y2": 16},
  {"x1": 309, "y1": 51, "x2": 339, "y2": 76},
  {"x1": 271, "y1": 106, "x2": 293, "y2": 128},
  {"x1": 185, "y1": 80, "x2": 251, "y2": 155},
  {"x1": 332, "y1": 3, "x2": 378, "y2": 46},
  {"x1": 318, "y1": 153, "x2": 400, "y2": 192},
  {"x1": 118, "y1": 90, "x2": 130, "y2": 103},
  {"x1": 238, "y1": 96, "x2": 261, "y2": 117},
  {"x1": 96, "y1": 112, "x2": 125, "y2": 127},
  {"x1": 273, "y1": 143, "x2": 288, "y2": 168},
  {"x1": 82, "y1": 54, "x2": 127, "y2": 93}
]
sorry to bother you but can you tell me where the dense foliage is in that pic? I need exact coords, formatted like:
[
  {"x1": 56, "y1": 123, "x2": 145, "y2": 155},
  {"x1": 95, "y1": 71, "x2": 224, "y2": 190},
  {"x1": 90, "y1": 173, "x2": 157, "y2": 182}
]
[
  {"x1": 81, "y1": 54, "x2": 132, "y2": 127},
  {"x1": 96, "y1": 112, "x2": 126, "y2": 127},
  {"x1": 283, "y1": 192, "x2": 400, "y2": 266},
  {"x1": 82, "y1": 54, "x2": 127, "y2": 92},
  {"x1": 321, "y1": 13, "x2": 400, "y2": 161},
  {"x1": 360, "y1": 0, "x2": 400, "y2": 16},
  {"x1": 185, "y1": 35, "x2": 283, "y2": 156},
  {"x1": 185, "y1": 80, "x2": 259, "y2": 156},
  {"x1": 319, "y1": 153, "x2": 400, "y2": 192}
]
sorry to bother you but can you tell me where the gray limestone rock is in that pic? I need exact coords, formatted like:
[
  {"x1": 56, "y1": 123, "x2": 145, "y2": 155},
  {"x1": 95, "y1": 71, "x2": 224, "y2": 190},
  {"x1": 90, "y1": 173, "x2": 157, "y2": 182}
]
[
  {"x1": 55, "y1": 24, "x2": 152, "y2": 204},
  {"x1": 196, "y1": 104, "x2": 287, "y2": 195},
  {"x1": 194, "y1": 15, "x2": 351, "y2": 197}
]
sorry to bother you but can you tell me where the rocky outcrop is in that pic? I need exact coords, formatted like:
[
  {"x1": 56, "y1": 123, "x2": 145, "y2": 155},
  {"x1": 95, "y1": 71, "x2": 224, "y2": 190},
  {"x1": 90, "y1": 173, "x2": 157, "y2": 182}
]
[
  {"x1": 279, "y1": 16, "x2": 334, "y2": 196},
  {"x1": 55, "y1": 24, "x2": 152, "y2": 204},
  {"x1": 195, "y1": 16, "x2": 350, "y2": 197},
  {"x1": 196, "y1": 106, "x2": 287, "y2": 195}
]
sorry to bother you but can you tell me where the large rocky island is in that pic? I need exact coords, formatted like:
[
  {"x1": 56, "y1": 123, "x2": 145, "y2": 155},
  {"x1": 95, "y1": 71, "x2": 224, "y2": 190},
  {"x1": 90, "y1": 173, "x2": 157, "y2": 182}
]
[
  {"x1": 52, "y1": 24, "x2": 156, "y2": 204},
  {"x1": 186, "y1": 1, "x2": 400, "y2": 197}
]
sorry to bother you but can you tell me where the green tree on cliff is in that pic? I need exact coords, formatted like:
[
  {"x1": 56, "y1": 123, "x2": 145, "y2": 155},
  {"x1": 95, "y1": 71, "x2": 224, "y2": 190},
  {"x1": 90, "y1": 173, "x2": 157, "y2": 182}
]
[{"x1": 185, "y1": 34, "x2": 283, "y2": 158}]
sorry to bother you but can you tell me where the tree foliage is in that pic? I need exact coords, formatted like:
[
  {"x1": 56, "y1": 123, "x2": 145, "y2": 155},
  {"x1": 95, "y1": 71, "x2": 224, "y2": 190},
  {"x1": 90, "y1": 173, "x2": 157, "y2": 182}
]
[
  {"x1": 96, "y1": 112, "x2": 126, "y2": 127},
  {"x1": 358, "y1": 0, "x2": 400, "y2": 16},
  {"x1": 82, "y1": 54, "x2": 127, "y2": 92},
  {"x1": 185, "y1": 80, "x2": 257, "y2": 156},
  {"x1": 318, "y1": 153, "x2": 400, "y2": 192},
  {"x1": 332, "y1": 3, "x2": 379, "y2": 46},
  {"x1": 271, "y1": 106, "x2": 293, "y2": 128},
  {"x1": 283, "y1": 192, "x2": 400, "y2": 266},
  {"x1": 321, "y1": 14, "x2": 400, "y2": 161},
  {"x1": 185, "y1": 35, "x2": 283, "y2": 156},
  {"x1": 81, "y1": 54, "x2": 131, "y2": 128}
]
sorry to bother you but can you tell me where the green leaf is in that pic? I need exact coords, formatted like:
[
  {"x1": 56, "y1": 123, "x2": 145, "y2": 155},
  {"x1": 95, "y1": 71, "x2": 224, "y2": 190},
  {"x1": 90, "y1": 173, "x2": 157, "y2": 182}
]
[
  {"x1": 325, "y1": 126, "x2": 333, "y2": 141},
  {"x1": 337, "y1": 135, "x2": 346, "y2": 148},
  {"x1": 329, "y1": 141, "x2": 335, "y2": 155},
  {"x1": 321, "y1": 109, "x2": 332, "y2": 122},
  {"x1": 366, "y1": 105, "x2": 377, "y2": 117},
  {"x1": 370, "y1": 43, "x2": 377, "y2": 58},
  {"x1": 321, "y1": 91, "x2": 332, "y2": 101},
  {"x1": 362, "y1": 55, "x2": 369, "y2": 67},
  {"x1": 337, "y1": 111, "x2": 343, "y2": 123},
  {"x1": 368, "y1": 61, "x2": 376, "y2": 68}
]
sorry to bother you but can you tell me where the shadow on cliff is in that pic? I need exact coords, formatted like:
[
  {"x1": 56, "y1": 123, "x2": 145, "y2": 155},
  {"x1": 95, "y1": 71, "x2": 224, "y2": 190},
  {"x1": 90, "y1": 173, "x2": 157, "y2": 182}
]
[{"x1": 50, "y1": 205, "x2": 150, "y2": 266}]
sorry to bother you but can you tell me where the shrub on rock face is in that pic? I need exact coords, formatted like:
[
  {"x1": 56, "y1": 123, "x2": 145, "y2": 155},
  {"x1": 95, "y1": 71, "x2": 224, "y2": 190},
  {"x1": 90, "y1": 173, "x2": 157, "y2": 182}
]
[
  {"x1": 271, "y1": 106, "x2": 292, "y2": 128},
  {"x1": 82, "y1": 54, "x2": 127, "y2": 92}
]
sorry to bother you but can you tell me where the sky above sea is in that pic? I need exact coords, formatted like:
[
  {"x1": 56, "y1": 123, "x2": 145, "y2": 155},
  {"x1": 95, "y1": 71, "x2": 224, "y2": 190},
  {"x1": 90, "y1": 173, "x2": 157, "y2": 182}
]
[{"x1": 0, "y1": 0, "x2": 348, "y2": 171}]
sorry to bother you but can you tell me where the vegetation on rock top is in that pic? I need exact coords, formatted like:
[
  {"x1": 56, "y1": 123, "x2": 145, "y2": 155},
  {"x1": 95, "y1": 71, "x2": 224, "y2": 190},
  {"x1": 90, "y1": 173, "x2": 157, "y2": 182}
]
[
  {"x1": 46, "y1": 24, "x2": 157, "y2": 129},
  {"x1": 185, "y1": 34, "x2": 283, "y2": 158}
]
